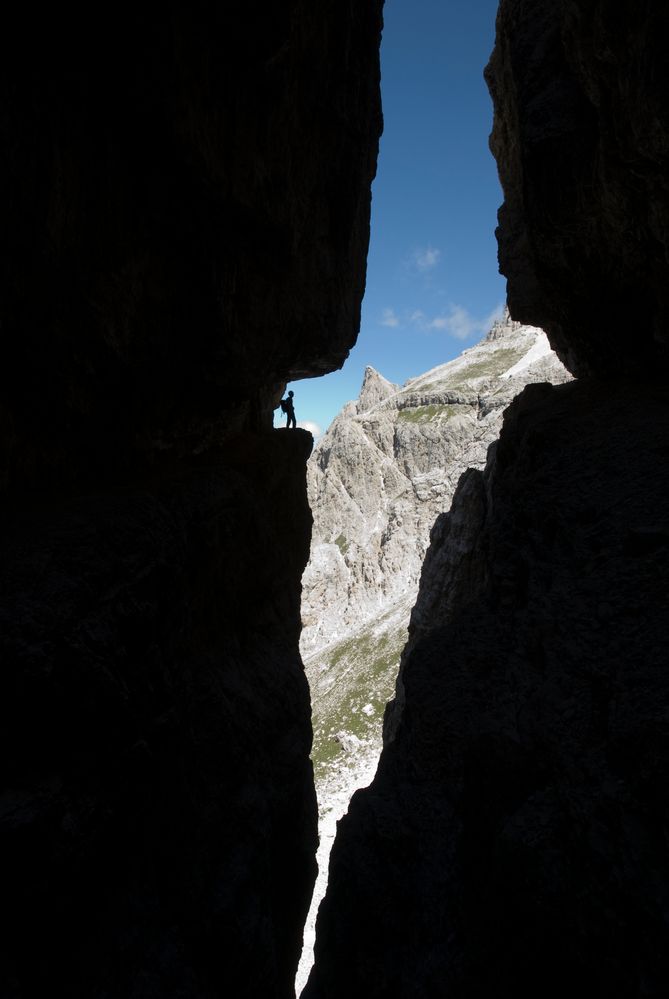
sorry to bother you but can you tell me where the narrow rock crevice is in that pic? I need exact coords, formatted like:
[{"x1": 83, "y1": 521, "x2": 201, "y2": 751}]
[{"x1": 305, "y1": 1, "x2": 669, "y2": 995}]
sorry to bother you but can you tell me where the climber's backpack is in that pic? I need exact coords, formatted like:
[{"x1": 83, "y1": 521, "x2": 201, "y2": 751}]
[{"x1": 280, "y1": 399, "x2": 288, "y2": 413}]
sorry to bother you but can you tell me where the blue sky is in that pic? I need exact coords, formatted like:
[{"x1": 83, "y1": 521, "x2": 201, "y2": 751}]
[{"x1": 288, "y1": 0, "x2": 505, "y2": 436}]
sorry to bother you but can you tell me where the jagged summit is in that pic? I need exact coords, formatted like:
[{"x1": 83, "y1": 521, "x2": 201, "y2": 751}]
[
  {"x1": 485, "y1": 305, "x2": 532, "y2": 341},
  {"x1": 301, "y1": 318, "x2": 572, "y2": 657},
  {"x1": 346, "y1": 312, "x2": 546, "y2": 424},
  {"x1": 357, "y1": 366, "x2": 399, "y2": 414},
  {"x1": 396, "y1": 316, "x2": 557, "y2": 403}
]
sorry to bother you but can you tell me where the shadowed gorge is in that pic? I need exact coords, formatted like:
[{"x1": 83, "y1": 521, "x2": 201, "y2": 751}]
[
  {"x1": 4, "y1": 1, "x2": 669, "y2": 996},
  {"x1": 305, "y1": 2, "x2": 669, "y2": 997},
  {"x1": 0, "y1": 3, "x2": 382, "y2": 996}
]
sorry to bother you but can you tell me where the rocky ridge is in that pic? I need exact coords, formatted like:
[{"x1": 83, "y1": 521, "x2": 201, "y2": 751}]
[
  {"x1": 296, "y1": 313, "x2": 571, "y2": 990},
  {"x1": 301, "y1": 311, "x2": 571, "y2": 660}
]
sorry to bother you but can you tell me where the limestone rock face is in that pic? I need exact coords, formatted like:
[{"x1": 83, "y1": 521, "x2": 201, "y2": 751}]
[
  {"x1": 299, "y1": 318, "x2": 571, "y2": 983},
  {"x1": 0, "y1": 4, "x2": 383, "y2": 997},
  {"x1": 306, "y1": 381, "x2": 669, "y2": 999},
  {"x1": 485, "y1": 0, "x2": 669, "y2": 378},
  {"x1": 357, "y1": 365, "x2": 399, "y2": 412},
  {"x1": 301, "y1": 313, "x2": 571, "y2": 656}
]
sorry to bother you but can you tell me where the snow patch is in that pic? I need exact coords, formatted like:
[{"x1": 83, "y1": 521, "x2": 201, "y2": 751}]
[
  {"x1": 295, "y1": 741, "x2": 380, "y2": 995},
  {"x1": 502, "y1": 330, "x2": 552, "y2": 378}
]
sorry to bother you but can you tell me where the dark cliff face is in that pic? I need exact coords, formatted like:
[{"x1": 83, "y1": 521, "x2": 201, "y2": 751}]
[
  {"x1": 2, "y1": 431, "x2": 317, "y2": 998},
  {"x1": 0, "y1": 3, "x2": 383, "y2": 997},
  {"x1": 306, "y1": 2, "x2": 669, "y2": 996},
  {"x1": 485, "y1": 0, "x2": 669, "y2": 378},
  {"x1": 1, "y1": 1, "x2": 383, "y2": 496},
  {"x1": 307, "y1": 382, "x2": 669, "y2": 998}
]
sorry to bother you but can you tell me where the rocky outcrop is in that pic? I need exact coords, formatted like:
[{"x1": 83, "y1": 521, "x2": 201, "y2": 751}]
[
  {"x1": 302, "y1": 314, "x2": 570, "y2": 655},
  {"x1": 0, "y1": 4, "x2": 383, "y2": 997},
  {"x1": 356, "y1": 365, "x2": 399, "y2": 412},
  {"x1": 485, "y1": 0, "x2": 669, "y2": 378},
  {"x1": 306, "y1": 2, "x2": 669, "y2": 996},
  {"x1": 0, "y1": 1, "x2": 383, "y2": 498}
]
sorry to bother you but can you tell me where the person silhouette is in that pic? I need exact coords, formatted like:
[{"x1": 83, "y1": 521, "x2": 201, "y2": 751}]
[{"x1": 284, "y1": 389, "x2": 296, "y2": 429}]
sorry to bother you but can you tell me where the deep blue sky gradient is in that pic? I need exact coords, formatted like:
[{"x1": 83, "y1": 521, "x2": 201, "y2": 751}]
[{"x1": 289, "y1": 0, "x2": 505, "y2": 435}]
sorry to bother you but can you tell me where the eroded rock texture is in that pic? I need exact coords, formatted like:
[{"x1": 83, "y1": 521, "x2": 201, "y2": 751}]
[
  {"x1": 301, "y1": 314, "x2": 570, "y2": 657},
  {"x1": 307, "y1": 381, "x2": 669, "y2": 999},
  {"x1": 0, "y1": 3, "x2": 383, "y2": 997},
  {"x1": 486, "y1": 0, "x2": 669, "y2": 378},
  {"x1": 306, "y1": 2, "x2": 669, "y2": 997}
]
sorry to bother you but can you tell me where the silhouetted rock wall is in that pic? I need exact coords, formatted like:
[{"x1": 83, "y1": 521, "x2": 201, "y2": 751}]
[
  {"x1": 306, "y1": 382, "x2": 669, "y2": 998},
  {"x1": 306, "y1": 2, "x2": 669, "y2": 996},
  {"x1": 0, "y1": 3, "x2": 383, "y2": 997},
  {"x1": 485, "y1": 0, "x2": 669, "y2": 378},
  {"x1": 1, "y1": 431, "x2": 317, "y2": 998},
  {"x1": 1, "y1": 1, "x2": 383, "y2": 497}
]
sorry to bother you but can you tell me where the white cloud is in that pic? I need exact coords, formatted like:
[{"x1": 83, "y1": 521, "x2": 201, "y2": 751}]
[
  {"x1": 441, "y1": 305, "x2": 477, "y2": 339},
  {"x1": 409, "y1": 303, "x2": 505, "y2": 341},
  {"x1": 380, "y1": 307, "x2": 400, "y2": 328},
  {"x1": 481, "y1": 302, "x2": 506, "y2": 331},
  {"x1": 411, "y1": 246, "x2": 441, "y2": 272},
  {"x1": 298, "y1": 420, "x2": 323, "y2": 439}
]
